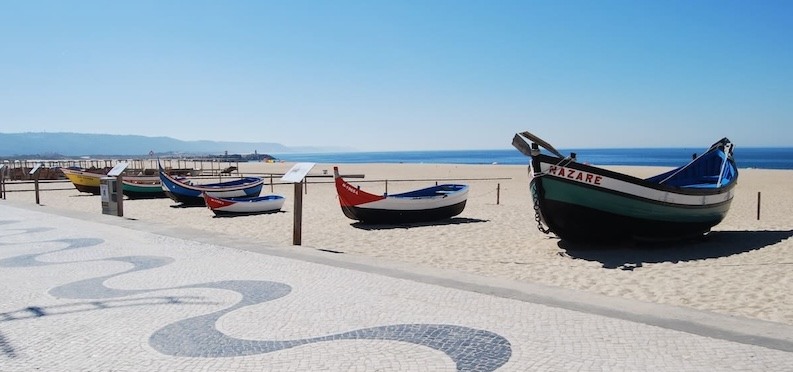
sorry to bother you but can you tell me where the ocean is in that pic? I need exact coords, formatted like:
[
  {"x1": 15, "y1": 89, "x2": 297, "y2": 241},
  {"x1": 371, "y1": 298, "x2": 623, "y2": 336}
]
[{"x1": 273, "y1": 147, "x2": 793, "y2": 170}]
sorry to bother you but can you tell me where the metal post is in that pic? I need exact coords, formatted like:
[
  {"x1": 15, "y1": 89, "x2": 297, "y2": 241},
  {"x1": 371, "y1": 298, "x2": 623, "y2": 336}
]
[
  {"x1": 757, "y1": 192, "x2": 761, "y2": 220},
  {"x1": 270, "y1": 174, "x2": 274, "y2": 192},
  {"x1": 293, "y1": 182, "x2": 303, "y2": 245},
  {"x1": 497, "y1": 183, "x2": 500, "y2": 205},
  {"x1": 385, "y1": 180, "x2": 388, "y2": 194}
]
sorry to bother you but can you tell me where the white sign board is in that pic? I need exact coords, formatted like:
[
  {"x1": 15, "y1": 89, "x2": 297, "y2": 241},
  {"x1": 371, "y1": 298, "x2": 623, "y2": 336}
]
[
  {"x1": 100, "y1": 184, "x2": 110, "y2": 202},
  {"x1": 280, "y1": 162, "x2": 316, "y2": 183},
  {"x1": 107, "y1": 162, "x2": 129, "y2": 177},
  {"x1": 29, "y1": 163, "x2": 43, "y2": 175}
]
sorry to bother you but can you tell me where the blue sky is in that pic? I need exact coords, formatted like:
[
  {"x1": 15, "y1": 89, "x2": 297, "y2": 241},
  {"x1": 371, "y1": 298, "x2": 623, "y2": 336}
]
[{"x1": 1, "y1": 1, "x2": 791, "y2": 151}]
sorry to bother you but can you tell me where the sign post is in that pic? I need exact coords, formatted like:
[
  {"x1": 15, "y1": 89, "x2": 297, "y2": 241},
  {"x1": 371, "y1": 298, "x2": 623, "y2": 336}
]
[
  {"x1": 107, "y1": 162, "x2": 129, "y2": 217},
  {"x1": 0, "y1": 164, "x2": 7, "y2": 200},
  {"x1": 29, "y1": 163, "x2": 43, "y2": 205},
  {"x1": 280, "y1": 162, "x2": 316, "y2": 246}
]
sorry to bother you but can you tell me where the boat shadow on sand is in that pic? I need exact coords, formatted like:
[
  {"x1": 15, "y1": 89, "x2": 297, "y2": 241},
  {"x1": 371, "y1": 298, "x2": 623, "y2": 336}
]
[
  {"x1": 170, "y1": 203, "x2": 202, "y2": 208},
  {"x1": 559, "y1": 230, "x2": 793, "y2": 270},
  {"x1": 351, "y1": 217, "x2": 488, "y2": 230},
  {"x1": 211, "y1": 210, "x2": 287, "y2": 218}
]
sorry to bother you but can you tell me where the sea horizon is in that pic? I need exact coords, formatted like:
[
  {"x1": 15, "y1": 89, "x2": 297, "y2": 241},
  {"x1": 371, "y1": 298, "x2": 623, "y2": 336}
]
[
  {"x1": 272, "y1": 147, "x2": 793, "y2": 170},
  {"x1": 4, "y1": 146, "x2": 790, "y2": 170}
]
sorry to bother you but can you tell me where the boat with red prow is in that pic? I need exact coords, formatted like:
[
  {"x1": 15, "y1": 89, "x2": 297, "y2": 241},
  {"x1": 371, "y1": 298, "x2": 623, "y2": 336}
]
[
  {"x1": 333, "y1": 166, "x2": 469, "y2": 224},
  {"x1": 158, "y1": 163, "x2": 264, "y2": 206},
  {"x1": 202, "y1": 193, "x2": 285, "y2": 216}
]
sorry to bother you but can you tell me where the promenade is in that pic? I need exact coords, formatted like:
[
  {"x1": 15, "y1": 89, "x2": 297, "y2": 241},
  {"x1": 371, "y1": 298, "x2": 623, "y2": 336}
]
[{"x1": 1, "y1": 200, "x2": 792, "y2": 371}]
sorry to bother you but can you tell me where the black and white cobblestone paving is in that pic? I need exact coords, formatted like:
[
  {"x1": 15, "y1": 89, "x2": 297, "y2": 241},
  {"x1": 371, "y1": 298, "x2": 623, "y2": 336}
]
[{"x1": 1, "y1": 205, "x2": 793, "y2": 371}]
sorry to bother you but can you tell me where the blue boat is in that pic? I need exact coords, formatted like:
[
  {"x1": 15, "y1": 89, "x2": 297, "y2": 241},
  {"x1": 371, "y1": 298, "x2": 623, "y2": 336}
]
[
  {"x1": 512, "y1": 131, "x2": 739, "y2": 244},
  {"x1": 159, "y1": 166, "x2": 264, "y2": 207}
]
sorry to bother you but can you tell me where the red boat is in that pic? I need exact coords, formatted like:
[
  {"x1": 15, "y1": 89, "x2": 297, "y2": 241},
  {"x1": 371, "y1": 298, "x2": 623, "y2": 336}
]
[
  {"x1": 202, "y1": 193, "x2": 285, "y2": 217},
  {"x1": 333, "y1": 167, "x2": 468, "y2": 224}
]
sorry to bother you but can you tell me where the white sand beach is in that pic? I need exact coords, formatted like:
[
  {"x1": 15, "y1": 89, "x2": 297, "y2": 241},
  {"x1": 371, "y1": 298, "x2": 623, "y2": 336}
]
[{"x1": 3, "y1": 162, "x2": 792, "y2": 325}]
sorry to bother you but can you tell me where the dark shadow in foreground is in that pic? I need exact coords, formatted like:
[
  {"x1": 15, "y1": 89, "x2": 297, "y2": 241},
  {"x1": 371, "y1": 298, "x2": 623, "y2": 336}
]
[
  {"x1": 351, "y1": 217, "x2": 488, "y2": 230},
  {"x1": 559, "y1": 230, "x2": 793, "y2": 270},
  {"x1": 0, "y1": 331, "x2": 16, "y2": 358},
  {"x1": 0, "y1": 296, "x2": 215, "y2": 323}
]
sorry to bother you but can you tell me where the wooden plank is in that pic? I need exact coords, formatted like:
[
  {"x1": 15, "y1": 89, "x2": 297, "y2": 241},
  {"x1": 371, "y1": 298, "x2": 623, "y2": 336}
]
[{"x1": 293, "y1": 182, "x2": 303, "y2": 245}]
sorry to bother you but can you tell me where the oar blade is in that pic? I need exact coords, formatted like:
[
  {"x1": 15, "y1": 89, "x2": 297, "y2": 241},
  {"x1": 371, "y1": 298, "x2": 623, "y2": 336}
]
[
  {"x1": 517, "y1": 131, "x2": 564, "y2": 158},
  {"x1": 511, "y1": 134, "x2": 534, "y2": 157}
]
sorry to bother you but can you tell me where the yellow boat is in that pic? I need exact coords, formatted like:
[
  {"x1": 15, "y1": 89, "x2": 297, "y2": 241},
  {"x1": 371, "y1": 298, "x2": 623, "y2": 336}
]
[
  {"x1": 61, "y1": 167, "x2": 166, "y2": 198},
  {"x1": 60, "y1": 167, "x2": 105, "y2": 194}
]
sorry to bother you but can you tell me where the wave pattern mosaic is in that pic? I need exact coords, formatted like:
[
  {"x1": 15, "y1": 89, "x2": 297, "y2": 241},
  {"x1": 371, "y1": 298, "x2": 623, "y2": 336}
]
[{"x1": 0, "y1": 220, "x2": 512, "y2": 371}]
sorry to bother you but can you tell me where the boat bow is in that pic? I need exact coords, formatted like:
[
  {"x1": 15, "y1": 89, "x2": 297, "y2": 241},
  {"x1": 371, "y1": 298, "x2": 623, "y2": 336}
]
[{"x1": 513, "y1": 131, "x2": 738, "y2": 243}]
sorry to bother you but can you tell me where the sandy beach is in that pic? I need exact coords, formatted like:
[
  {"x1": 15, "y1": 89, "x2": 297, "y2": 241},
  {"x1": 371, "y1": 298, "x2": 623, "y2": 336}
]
[{"x1": 3, "y1": 162, "x2": 792, "y2": 326}]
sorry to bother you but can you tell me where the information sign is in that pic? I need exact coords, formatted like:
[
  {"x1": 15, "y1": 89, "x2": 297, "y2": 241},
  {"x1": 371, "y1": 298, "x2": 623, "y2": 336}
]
[
  {"x1": 107, "y1": 162, "x2": 129, "y2": 177},
  {"x1": 280, "y1": 162, "x2": 316, "y2": 183},
  {"x1": 29, "y1": 163, "x2": 43, "y2": 175}
]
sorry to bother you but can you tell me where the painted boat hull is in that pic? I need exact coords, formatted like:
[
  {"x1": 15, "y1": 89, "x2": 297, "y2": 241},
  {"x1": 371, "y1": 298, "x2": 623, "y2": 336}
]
[
  {"x1": 122, "y1": 176, "x2": 166, "y2": 199},
  {"x1": 340, "y1": 201, "x2": 468, "y2": 224},
  {"x1": 159, "y1": 171, "x2": 264, "y2": 206},
  {"x1": 514, "y1": 133, "x2": 738, "y2": 243},
  {"x1": 530, "y1": 176, "x2": 733, "y2": 243},
  {"x1": 333, "y1": 167, "x2": 469, "y2": 224},
  {"x1": 61, "y1": 168, "x2": 103, "y2": 195},
  {"x1": 202, "y1": 193, "x2": 285, "y2": 216},
  {"x1": 62, "y1": 168, "x2": 166, "y2": 199}
]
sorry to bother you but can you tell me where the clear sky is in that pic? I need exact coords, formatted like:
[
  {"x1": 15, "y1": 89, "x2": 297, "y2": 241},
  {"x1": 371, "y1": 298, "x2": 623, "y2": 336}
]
[{"x1": 1, "y1": 1, "x2": 791, "y2": 151}]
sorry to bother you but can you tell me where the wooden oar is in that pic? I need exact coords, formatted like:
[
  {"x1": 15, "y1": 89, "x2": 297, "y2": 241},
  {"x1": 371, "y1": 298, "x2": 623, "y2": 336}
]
[
  {"x1": 511, "y1": 134, "x2": 534, "y2": 157},
  {"x1": 517, "y1": 131, "x2": 565, "y2": 158}
]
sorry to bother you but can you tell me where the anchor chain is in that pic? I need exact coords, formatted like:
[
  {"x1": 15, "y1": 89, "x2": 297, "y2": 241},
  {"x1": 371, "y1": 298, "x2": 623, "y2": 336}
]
[{"x1": 531, "y1": 185, "x2": 551, "y2": 235}]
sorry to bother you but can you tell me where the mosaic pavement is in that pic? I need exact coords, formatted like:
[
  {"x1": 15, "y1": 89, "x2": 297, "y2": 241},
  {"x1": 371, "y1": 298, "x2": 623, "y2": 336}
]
[{"x1": 1, "y1": 203, "x2": 793, "y2": 371}]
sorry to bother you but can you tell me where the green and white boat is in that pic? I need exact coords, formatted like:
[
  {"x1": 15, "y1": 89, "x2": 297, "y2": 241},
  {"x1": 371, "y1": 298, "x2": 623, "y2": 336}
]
[
  {"x1": 512, "y1": 131, "x2": 739, "y2": 244},
  {"x1": 122, "y1": 176, "x2": 166, "y2": 199}
]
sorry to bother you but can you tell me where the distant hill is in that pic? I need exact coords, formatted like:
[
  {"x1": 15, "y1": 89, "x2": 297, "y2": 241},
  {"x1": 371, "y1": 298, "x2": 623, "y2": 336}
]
[{"x1": 0, "y1": 132, "x2": 344, "y2": 157}]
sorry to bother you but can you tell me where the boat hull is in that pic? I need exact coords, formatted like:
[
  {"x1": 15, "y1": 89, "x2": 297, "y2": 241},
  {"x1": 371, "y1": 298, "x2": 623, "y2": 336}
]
[
  {"x1": 532, "y1": 177, "x2": 733, "y2": 243},
  {"x1": 159, "y1": 171, "x2": 264, "y2": 206},
  {"x1": 522, "y1": 138, "x2": 737, "y2": 244},
  {"x1": 61, "y1": 168, "x2": 103, "y2": 195},
  {"x1": 341, "y1": 200, "x2": 468, "y2": 224},
  {"x1": 122, "y1": 177, "x2": 166, "y2": 199},
  {"x1": 333, "y1": 167, "x2": 469, "y2": 224},
  {"x1": 203, "y1": 194, "x2": 285, "y2": 216}
]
